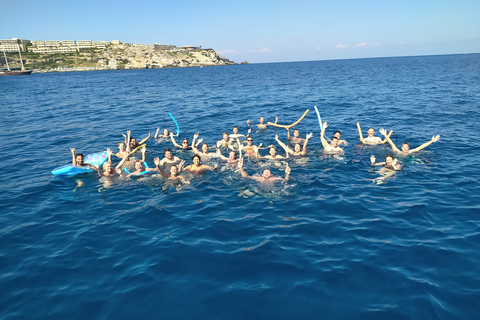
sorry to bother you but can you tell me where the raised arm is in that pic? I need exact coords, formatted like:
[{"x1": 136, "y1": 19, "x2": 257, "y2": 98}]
[
  {"x1": 155, "y1": 128, "x2": 160, "y2": 139},
  {"x1": 357, "y1": 123, "x2": 365, "y2": 143},
  {"x1": 370, "y1": 155, "x2": 385, "y2": 166},
  {"x1": 267, "y1": 117, "x2": 278, "y2": 126},
  {"x1": 138, "y1": 131, "x2": 151, "y2": 145},
  {"x1": 140, "y1": 145, "x2": 147, "y2": 162},
  {"x1": 275, "y1": 134, "x2": 293, "y2": 155},
  {"x1": 379, "y1": 128, "x2": 401, "y2": 153},
  {"x1": 70, "y1": 147, "x2": 76, "y2": 165},
  {"x1": 115, "y1": 153, "x2": 130, "y2": 173},
  {"x1": 154, "y1": 157, "x2": 169, "y2": 178},
  {"x1": 410, "y1": 135, "x2": 440, "y2": 153},
  {"x1": 106, "y1": 148, "x2": 112, "y2": 163},
  {"x1": 237, "y1": 158, "x2": 249, "y2": 178},
  {"x1": 216, "y1": 148, "x2": 228, "y2": 161},
  {"x1": 286, "y1": 128, "x2": 292, "y2": 140},
  {"x1": 170, "y1": 132, "x2": 181, "y2": 148},
  {"x1": 320, "y1": 122, "x2": 330, "y2": 150},
  {"x1": 126, "y1": 131, "x2": 131, "y2": 153},
  {"x1": 302, "y1": 133, "x2": 313, "y2": 156},
  {"x1": 380, "y1": 129, "x2": 393, "y2": 144}
]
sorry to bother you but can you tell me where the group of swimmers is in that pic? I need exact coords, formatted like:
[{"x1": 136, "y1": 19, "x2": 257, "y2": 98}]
[{"x1": 69, "y1": 115, "x2": 441, "y2": 184}]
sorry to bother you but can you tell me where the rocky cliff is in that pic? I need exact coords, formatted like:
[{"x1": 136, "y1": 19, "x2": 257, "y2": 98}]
[{"x1": 2, "y1": 45, "x2": 236, "y2": 72}]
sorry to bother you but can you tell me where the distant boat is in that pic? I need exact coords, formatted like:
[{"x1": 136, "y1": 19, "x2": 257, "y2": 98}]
[{"x1": 0, "y1": 44, "x2": 32, "y2": 76}]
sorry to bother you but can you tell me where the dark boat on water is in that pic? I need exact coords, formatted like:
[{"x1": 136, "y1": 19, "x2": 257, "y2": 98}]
[{"x1": 1, "y1": 45, "x2": 32, "y2": 76}]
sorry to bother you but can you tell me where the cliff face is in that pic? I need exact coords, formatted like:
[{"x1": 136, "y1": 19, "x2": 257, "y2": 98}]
[{"x1": 2, "y1": 45, "x2": 236, "y2": 72}]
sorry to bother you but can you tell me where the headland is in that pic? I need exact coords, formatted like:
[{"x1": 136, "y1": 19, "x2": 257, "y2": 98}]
[{"x1": 0, "y1": 38, "x2": 237, "y2": 73}]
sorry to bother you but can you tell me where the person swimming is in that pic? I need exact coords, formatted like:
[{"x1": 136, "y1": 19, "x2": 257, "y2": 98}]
[
  {"x1": 70, "y1": 147, "x2": 97, "y2": 170},
  {"x1": 286, "y1": 128, "x2": 305, "y2": 145},
  {"x1": 97, "y1": 148, "x2": 130, "y2": 177},
  {"x1": 247, "y1": 116, "x2": 278, "y2": 130},
  {"x1": 217, "y1": 148, "x2": 241, "y2": 165},
  {"x1": 155, "y1": 160, "x2": 190, "y2": 184},
  {"x1": 370, "y1": 154, "x2": 402, "y2": 171},
  {"x1": 155, "y1": 128, "x2": 178, "y2": 139},
  {"x1": 159, "y1": 148, "x2": 182, "y2": 173},
  {"x1": 237, "y1": 157, "x2": 291, "y2": 182},
  {"x1": 183, "y1": 154, "x2": 218, "y2": 173},
  {"x1": 170, "y1": 133, "x2": 202, "y2": 150},
  {"x1": 124, "y1": 130, "x2": 151, "y2": 150},
  {"x1": 357, "y1": 123, "x2": 387, "y2": 145},
  {"x1": 276, "y1": 133, "x2": 313, "y2": 157},
  {"x1": 328, "y1": 130, "x2": 348, "y2": 146},
  {"x1": 321, "y1": 122, "x2": 344, "y2": 154},
  {"x1": 379, "y1": 128, "x2": 440, "y2": 154},
  {"x1": 217, "y1": 132, "x2": 234, "y2": 149}
]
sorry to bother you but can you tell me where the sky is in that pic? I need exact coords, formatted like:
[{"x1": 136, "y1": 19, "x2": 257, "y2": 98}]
[{"x1": 1, "y1": 0, "x2": 479, "y2": 63}]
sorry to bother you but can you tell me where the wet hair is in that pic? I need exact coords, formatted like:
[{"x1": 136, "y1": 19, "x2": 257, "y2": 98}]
[
  {"x1": 293, "y1": 129, "x2": 300, "y2": 133},
  {"x1": 134, "y1": 160, "x2": 143, "y2": 167},
  {"x1": 192, "y1": 154, "x2": 201, "y2": 161},
  {"x1": 202, "y1": 142, "x2": 209, "y2": 149},
  {"x1": 230, "y1": 151, "x2": 237, "y2": 159},
  {"x1": 402, "y1": 142, "x2": 409, "y2": 147},
  {"x1": 368, "y1": 127, "x2": 375, "y2": 131},
  {"x1": 233, "y1": 126, "x2": 238, "y2": 130},
  {"x1": 222, "y1": 132, "x2": 229, "y2": 137},
  {"x1": 332, "y1": 137, "x2": 339, "y2": 141},
  {"x1": 295, "y1": 143, "x2": 301, "y2": 149},
  {"x1": 103, "y1": 161, "x2": 113, "y2": 171},
  {"x1": 182, "y1": 139, "x2": 189, "y2": 143},
  {"x1": 76, "y1": 153, "x2": 84, "y2": 158},
  {"x1": 334, "y1": 130, "x2": 341, "y2": 135},
  {"x1": 164, "y1": 148, "x2": 172, "y2": 155},
  {"x1": 118, "y1": 142, "x2": 125, "y2": 147},
  {"x1": 385, "y1": 154, "x2": 394, "y2": 161}
]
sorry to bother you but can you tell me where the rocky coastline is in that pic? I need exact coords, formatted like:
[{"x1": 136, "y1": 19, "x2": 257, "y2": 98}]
[{"x1": 1, "y1": 44, "x2": 237, "y2": 73}]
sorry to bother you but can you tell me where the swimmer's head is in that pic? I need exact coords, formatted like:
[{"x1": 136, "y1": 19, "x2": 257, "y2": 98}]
[
  {"x1": 401, "y1": 142, "x2": 410, "y2": 152},
  {"x1": 164, "y1": 148, "x2": 173, "y2": 160},
  {"x1": 201, "y1": 143, "x2": 209, "y2": 153},
  {"x1": 269, "y1": 147, "x2": 276, "y2": 156},
  {"x1": 262, "y1": 168, "x2": 272, "y2": 179},
  {"x1": 233, "y1": 126, "x2": 239, "y2": 134},
  {"x1": 103, "y1": 161, "x2": 113, "y2": 173},
  {"x1": 163, "y1": 129, "x2": 169, "y2": 136},
  {"x1": 130, "y1": 137, "x2": 137, "y2": 146},
  {"x1": 368, "y1": 127, "x2": 375, "y2": 137},
  {"x1": 118, "y1": 142, "x2": 125, "y2": 151},
  {"x1": 294, "y1": 143, "x2": 301, "y2": 153},
  {"x1": 223, "y1": 132, "x2": 229, "y2": 141},
  {"x1": 170, "y1": 165, "x2": 178, "y2": 176},
  {"x1": 259, "y1": 117, "x2": 265, "y2": 124},
  {"x1": 385, "y1": 155, "x2": 394, "y2": 166},
  {"x1": 134, "y1": 160, "x2": 144, "y2": 172},
  {"x1": 293, "y1": 129, "x2": 300, "y2": 138},
  {"x1": 75, "y1": 154, "x2": 84, "y2": 165},
  {"x1": 192, "y1": 154, "x2": 201, "y2": 165},
  {"x1": 229, "y1": 151, "x2": 237, "y2": 161},
  {"x1": 182, "y1": 139, "x2": 189, "y2": 146},
  {"x1": 331, "y1": 137, "x2": 339, "y2": 148},
  {"x1": 334, "y1": 131, "x2": 341, "y2": 139},
  {"x1": 246, "y1": 138, "x2": 253, "y2": 145}
]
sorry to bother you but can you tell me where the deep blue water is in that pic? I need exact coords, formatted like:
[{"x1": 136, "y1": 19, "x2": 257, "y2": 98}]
[{"x1": 1, "y1": 54, "x2": 479, "y2": 320}]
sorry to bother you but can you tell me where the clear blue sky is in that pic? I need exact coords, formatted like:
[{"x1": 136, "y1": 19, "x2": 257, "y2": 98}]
[{"x1": 1, "y1": 0, "x2": 479, "y2": 63}]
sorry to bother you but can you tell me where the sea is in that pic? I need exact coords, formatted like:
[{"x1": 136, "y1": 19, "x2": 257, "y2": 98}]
[{"x1": 1, "y1": 53, "x2": 479, "y2": 320}]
